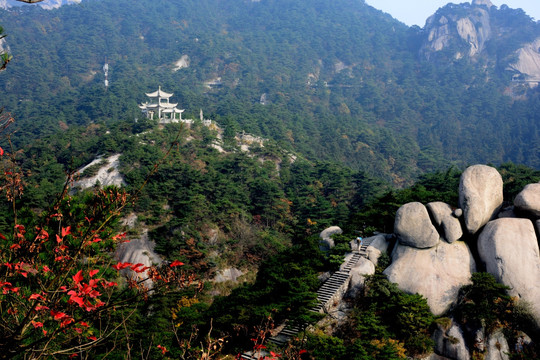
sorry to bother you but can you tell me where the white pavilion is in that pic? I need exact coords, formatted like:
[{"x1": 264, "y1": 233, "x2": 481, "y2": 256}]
[{"x1": 139, "y1": 86, "x2": 185, "y2": 123}]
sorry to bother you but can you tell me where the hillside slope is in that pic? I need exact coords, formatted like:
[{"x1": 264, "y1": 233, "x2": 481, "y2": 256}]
[{"x1": 1, "y1": 0, "x2": 540, "y2": 183}]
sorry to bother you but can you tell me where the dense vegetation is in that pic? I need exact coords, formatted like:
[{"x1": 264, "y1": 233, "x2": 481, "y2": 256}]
[
  {"x1": 1, "y1": 0, "x2": 540, "y2": 185},
  {"x1": 0, "y1": 114, "x2": 538, "y2": 358}
]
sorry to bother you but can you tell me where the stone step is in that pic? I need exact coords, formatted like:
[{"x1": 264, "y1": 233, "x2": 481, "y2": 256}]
[
  {"x1": 281, "y1": 330, "x2": 299, "y2": 337},
  {"x1": 268, "y1": 338, "x2": 287, "y2": 346},
  {"x1": 320, "y1": 282, "x2": 344, "y2": 288},
  {"x1": 321, "y1": 279, "x2": 346, "y2": 286},
  {"x1": 317, "y1": 289, "x2": 337, "y2": 298},
  {"x1": 240, "y1": 235, "x2": 381, "y2": 354},
  {"x1": 318, "y1": 287, "x2": 339, "y2": 294},
  {"x1": 317, "y1": 279, "x2": 347, "y2": 291}
]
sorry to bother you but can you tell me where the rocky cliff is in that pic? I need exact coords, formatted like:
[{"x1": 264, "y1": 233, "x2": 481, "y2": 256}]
[
  {"x1": 420, "y1": 0, "x2": 540, "y2": 86},
  {"x1": 388, "y1": 165, "x2": 540, "y2": 325},
  {"x1": 421, "y1": 1, "x2": 493, "y2": 60},
  {"x1": 384, "y1": 164, "x2": 540, "y2": 359},
  {"x1": 0, "y1": 0, "x2": 80, "y2": 10}
]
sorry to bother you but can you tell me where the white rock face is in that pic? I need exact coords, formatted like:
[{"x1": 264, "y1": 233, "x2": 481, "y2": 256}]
[
  {"x1": 478, "y1": 218, "x2": 540, "y2": 326},
  {"x1": 384, "y1": 241, "x2": 476, "y2": 316},
  {"x1": 426, "y1": 23, "x2": 451, "y2": 52},
  {"x1": 319, "y1": 226, "x2": 342, "y2": 250},
  {"x1": 508, "y1": 38, "x2": 540, "y2": 82},
  {"x1": 457, "y1": 18, "x2": 480, "y2": 57},
  {"x1": 173, "y1": 55, "x2": 190, "y2": 71},
  {"x1": 485, "y1": 329, "x2": 510, "y2": 360},
  {"x1": 514, "y1": 183, "x2": 540, "y2": 217},
  {"x1": 472, "y1": 0, "x2": 493, "y2": 8},
  {"x1": 427, "y1": 202, "x2": 463, "y2": 243},
  {"x1": 422, "y1": 5, "x2": 491, "y2": 59},
  {"x1": 394, "y1": 202, "x2": 440, "y2": 249},
  {"x1": 2, "y1": 0, "x2": 80, "y2": 9},
  {"x1": 213, "y1": 268, "x2": 244, "y2": 283},
  {"x1": 459, "y1": 165, "x2": 503, "y2": 234},
  {"x1": 365, "y1": 234, "x2": 389, "y2": 266},
  {"x1": 115, "y1": 229, "x2": 162, "y2": 285},
  {"x1": 347, "y1": 257, "x2": 375, "y2": 298},
  {"x1": 72, "y1": 154, "x2": 126, "y2": 190},
  {"x1": 433, "y1": 321, "x2": 470, "y2": 360},
  {"x1": 0, "y1": 36, "x2": 9, "y2": 54}
]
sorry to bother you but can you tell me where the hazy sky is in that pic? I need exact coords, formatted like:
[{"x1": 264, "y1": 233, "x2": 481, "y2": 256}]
[{"x1": 365, "y1": 0, "x2": 540, "y2": 27}]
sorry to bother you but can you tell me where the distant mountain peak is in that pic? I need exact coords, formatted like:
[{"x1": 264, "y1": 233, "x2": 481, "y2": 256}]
[
  {"x1": 472, "y1": 0, "x2": 493, "y2": 7},
  {"x1": 0, "y1": 0, "x2": 81, "y2": 10}
]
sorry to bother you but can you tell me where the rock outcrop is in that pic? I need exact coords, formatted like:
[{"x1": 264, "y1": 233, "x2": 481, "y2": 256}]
[
  {"x1": 421, "y1": 3, "x2": 491, "y2": 60},
  {"x1": 477, "y1": 218, "x2": 540, "y2": 326},
  {"x1": 115, "y1": 229, "x2": 162, "y2": 284},
  {"x1": 384, "y1": 241, "x2": 476, "y2": 316},
  {"x1": 472, "y1": 0, "x2": 493, "y2": 7},
  {"x1": 319, "y1": 226, "x2": 342, "y2": 251},
  {"x1": 72, "y1": 154, "x2": 126, "y2": 191},
  {"x1": 507, "y1": 38, "x2": 540, "y2": 83},
  {"x1": 514, "y1": 183, "x2": 540, "y2": 217},
  {"x1": 433, "y1": 320, "x2": 470, "y2": 360},
  {"x1": 365, "y1": 234, "x2": 389, "y2": 266},
  {"x1": 485, "y1": 329, "x2": 510, "y2": 360},
  {"x1": 394, "y1": 202, "x2": 440, "y2": 249},
  {"x1": 347, "y1": 257, "x2": 375, "y2": 298},
  {"x1": 427, "y1": 202, "x2": 463, "y2": 243},
  {"x1": 1, "y1": 0, "x2": 80, "y2": 9},
  {"x1": 213, "y1": 268, "x2": 244, "y2": 283},
  {"x1": 459, "y1": 165, "x2": 503, "y2": 234}
]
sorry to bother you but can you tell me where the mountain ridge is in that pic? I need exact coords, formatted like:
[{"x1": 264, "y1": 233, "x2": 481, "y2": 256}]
[{"x1": 1, "y1": 0, "x2": 540, "y2": 184}]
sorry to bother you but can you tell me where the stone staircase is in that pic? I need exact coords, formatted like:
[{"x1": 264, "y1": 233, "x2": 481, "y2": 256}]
[{"x1": 241, "y1": 237, "x2": 376, "y2": 358}]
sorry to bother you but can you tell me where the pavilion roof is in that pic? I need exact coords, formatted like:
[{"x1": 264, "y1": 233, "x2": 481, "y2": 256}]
[{"x1": 146, "y1": 86, "x2": 173, "y2": 98}]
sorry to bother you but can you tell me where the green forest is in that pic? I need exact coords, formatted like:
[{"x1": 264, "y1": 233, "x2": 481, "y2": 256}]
[{"x1": 1, "y1": 0, "x2": 540, "y2": 184}]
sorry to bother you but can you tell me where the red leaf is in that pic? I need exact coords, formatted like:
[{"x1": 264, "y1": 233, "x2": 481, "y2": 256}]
[
  {"x1": 61, "y1": 226, "x2": 71, "y2": 237},
  {"x1": 72, "y1": 270, "x2": 84, "y2": 284},
  {"x1": 88, "y1": 336, "x2": 97, "y2": 341},
  {"x1": 51, "y1": 310, "x2": 68, "y2": 320},
  {"x1": 112, "y1": 262, "x2": 132, "y2": 271},
  {"x1": 68, "y1": 291, "x2": 85, "y2": 307},
  {"x1": 31, "y1": 321, "x2": 43, "y2": 328},
  {"x1": 0, "y1": 146, "x2": 4, "y2": 156},
  {"x1": 170, "y1": 260, "x2": 184, "y2": 267},
  {"x1": 42, "y1": 265, "x2": 51, "y2": 273},
  {"x1": 101, "y1": 280, "x2": 117, "y2": 288},
  {"x1": 36, "y1": 228, "x2": 49, "y2": 240},
  {"x1": 89, "y1": 269, "x2": 99, "y2": 278},
  {"x1": 157, "y1": 345, "x2": 168, "y2": 354},
  {"x1": 0, "y1": 232, "x2": 6, "y2": 240},
  {"x1": 60, "y1": 317, "x2": 74, "y2": 328},
  {"x1": 35, "y1": 305, "x2": 49, "y2": 311},
  {"x1": 130, "y1": 263, "x2": 147, "y2": 272},
  {"x1": 56, "y1": 234, "x2": 63, "y2": 244},
  {"x1": 29, "y1": 293, "x2": 44, "y2": 301},
  {"x1": 9, "y1": 244, "x2": 21, "y2": 250}
]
